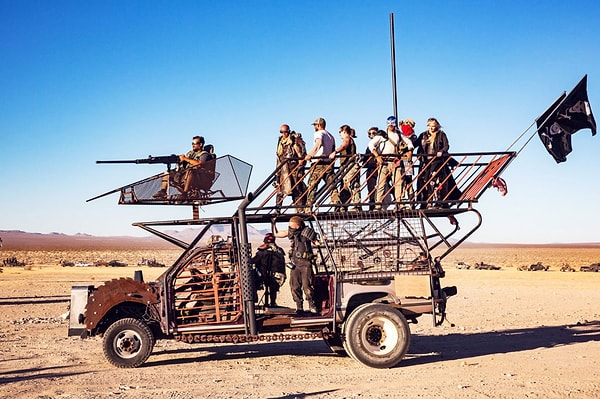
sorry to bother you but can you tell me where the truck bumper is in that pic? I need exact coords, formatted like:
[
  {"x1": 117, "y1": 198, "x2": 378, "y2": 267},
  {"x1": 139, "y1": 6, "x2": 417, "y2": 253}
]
[{"x1": 67, "y1": 285, "x2": 94, "y2": 337}]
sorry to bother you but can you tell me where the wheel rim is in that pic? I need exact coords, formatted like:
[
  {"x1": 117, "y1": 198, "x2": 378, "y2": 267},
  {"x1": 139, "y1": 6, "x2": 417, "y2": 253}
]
[
  {"x1": 113, "y1": 329, "x2": 143, "y2": 359},
  {"x1": 362, "y1": 316, "x2": 399, "y2": 356}
]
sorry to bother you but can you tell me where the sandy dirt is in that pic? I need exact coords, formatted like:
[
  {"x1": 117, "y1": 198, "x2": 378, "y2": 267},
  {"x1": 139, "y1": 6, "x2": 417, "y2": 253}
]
[{"x1": 1, "y1": 248, "x2": 600, "y2": 399}]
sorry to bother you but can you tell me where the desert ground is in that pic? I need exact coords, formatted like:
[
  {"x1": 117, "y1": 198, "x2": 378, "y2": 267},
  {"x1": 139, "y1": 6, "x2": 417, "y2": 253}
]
[{"x1": 1, "y1": 247, "x2": 599, "y2": 399}]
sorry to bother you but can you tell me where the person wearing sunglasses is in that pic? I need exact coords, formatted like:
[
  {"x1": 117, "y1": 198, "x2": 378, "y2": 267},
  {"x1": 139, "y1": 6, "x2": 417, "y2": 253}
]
[
  {"x1": 153, "y1": 136, "x2": 213, "y2": 199},
  {"x1": 275, "y1": 124, "x2": 307, "y2": 211}
]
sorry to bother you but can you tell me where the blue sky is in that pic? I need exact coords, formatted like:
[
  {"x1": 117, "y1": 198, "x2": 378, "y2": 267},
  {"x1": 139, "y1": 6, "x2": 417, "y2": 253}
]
[{"x1": 1, "y1": 0, "x2": 599, "y2": 243}]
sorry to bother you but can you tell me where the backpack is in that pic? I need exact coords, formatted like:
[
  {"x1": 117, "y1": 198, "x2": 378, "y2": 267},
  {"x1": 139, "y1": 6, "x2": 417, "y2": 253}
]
[
  {"x1": 266, "y1": 246, "x2": 286, "y2": 274},
  {"x1": 387, "y1": 130, "x2": 412, "y2": 164},
  {"x1": 291, "y1": 132, "x2": 307, "y2": 158}
]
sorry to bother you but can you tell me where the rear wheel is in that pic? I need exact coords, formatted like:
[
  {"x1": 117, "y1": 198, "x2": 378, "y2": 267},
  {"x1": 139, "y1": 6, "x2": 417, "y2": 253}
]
[
  {"x1": 344, "y1": 303, "x2": 410, "y2": 368},
  {"x1": 103, "y1": 318, "x2": 155, "y2": 368}
]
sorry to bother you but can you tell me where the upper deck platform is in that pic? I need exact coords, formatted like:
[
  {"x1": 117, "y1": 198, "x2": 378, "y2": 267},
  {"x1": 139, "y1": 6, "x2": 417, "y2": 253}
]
[
  {"x1": 89, "y1": 150, "x2": 514, "y2": 221},
  {"x1": 246, "y1": 151, "x2": 515, "y2": 217}
]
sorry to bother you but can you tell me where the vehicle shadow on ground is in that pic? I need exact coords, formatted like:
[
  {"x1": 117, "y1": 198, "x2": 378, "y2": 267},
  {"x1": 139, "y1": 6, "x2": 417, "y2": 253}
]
[
  {"x1": 0, "y1": 364, "x2": 90, "y2": 384},
  {"x1": 0, "y1": 295, "x2": 70, "y2": 305},
  {"x1": 148, "y1": 340, "x2": 336, "y2": 366},
  {"x1": 404, "y1": 320, "x2": 600, "y2": 366},
  {"x1": 147, "y1": 321, "x2": 600, "y2": 368}
]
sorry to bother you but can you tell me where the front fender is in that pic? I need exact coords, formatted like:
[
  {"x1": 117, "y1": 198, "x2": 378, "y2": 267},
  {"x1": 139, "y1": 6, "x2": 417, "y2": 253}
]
[{"x1": 85, "y1": 278, "x2": 160, "y2": 331}]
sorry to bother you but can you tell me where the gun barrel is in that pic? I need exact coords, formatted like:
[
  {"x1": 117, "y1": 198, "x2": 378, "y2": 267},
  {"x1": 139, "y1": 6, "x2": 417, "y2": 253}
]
[
  {"x1": 96, "y1": 155, "x2": 180, "y2": 165},
  {"x1": 96, "y1": 160, "x2": 139, "y2": 164}
]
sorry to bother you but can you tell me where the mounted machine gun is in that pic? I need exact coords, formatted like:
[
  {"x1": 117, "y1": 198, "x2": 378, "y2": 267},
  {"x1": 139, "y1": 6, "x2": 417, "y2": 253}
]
[{"x1": 97, "y1": 154, "x2": 181, "y2": 170}]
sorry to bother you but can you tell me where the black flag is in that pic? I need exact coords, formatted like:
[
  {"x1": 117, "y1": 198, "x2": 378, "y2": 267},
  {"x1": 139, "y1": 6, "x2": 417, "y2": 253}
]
[{"x1": 536, "y1": 75, "x2": 596, "y2": 163}]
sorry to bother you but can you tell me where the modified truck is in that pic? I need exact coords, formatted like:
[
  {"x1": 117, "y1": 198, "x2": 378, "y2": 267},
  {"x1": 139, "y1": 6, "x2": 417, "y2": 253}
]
[{"x1": 69, "y1": 150, "x2": 514, "y2": 368}]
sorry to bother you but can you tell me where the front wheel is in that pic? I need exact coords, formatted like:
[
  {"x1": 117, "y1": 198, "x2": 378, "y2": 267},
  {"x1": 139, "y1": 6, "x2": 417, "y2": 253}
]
[
  {"x1": 344, "y1": 303, "x2": 410, "y2": 368},
  {"x1": 103, "y1": 318, "x2": 155, "y2": 368}
]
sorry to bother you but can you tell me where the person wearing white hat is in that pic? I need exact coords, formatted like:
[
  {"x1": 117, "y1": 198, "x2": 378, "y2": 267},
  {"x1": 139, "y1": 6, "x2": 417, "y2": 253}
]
[
  {"x1": 304, "y1": 117, "x2": 340, "y2": 210},
  {"x1": 368, "y1": 116, "x2": 413, "y2": 209}
]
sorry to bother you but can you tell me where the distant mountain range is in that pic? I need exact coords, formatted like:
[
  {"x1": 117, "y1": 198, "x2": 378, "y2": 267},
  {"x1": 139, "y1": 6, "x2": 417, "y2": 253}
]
[
  {"x1": 1, "y1": 229, "x2": 598, "y2": 251},
  {"x1": 0, "y1": 227, "x2": 269, "y2": 251}
]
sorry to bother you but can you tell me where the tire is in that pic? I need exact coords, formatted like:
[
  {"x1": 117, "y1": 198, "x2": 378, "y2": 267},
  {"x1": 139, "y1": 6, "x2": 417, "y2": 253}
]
[
  {"x1": 343, "y1": 303, "x2": 410, "y2": 368},
  {"x1": 323, "y1": 331, "x2": 348, "y2": 356},
  {"x1": 103, "y1": 318, "x2": 155, "y2": 368}
]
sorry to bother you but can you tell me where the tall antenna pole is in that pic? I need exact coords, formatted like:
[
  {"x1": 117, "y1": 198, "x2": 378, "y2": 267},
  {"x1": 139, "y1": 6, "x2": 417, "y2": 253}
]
[{"x1": 389, "y1": 12, "x2": 398, "y2": 119}]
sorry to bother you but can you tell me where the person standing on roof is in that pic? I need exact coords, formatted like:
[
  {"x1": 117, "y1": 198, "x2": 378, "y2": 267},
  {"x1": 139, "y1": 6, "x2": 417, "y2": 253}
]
[
  {"x1": 368, "y1": 116, "x2": 413, "y2": 209},
  {"x1": 276, "y1": 124, "x2": 307, "y2": 211},
  {"x1": 330, "y1": 124, "x2": 361, "y2": 211},
  {"x1": 399, "y1": 118, "x2": 417, "y2": 203},
  {"x1": 385, "y1": 116, "x2": 414, "y2": 205},
  {"x1": 401, "y1": 118, "x2": 418, "y2": 146},
  {"x1": 304, "y1": 117, "x2": 340, "y2": 211},
  {"x1": 363, "y1": 127, "x2": 379, "y2": 210},
  {"x1": 289, "y1": 131, "x2": 308, "y2": 210},
  {"x1": 415, "y1": 117, "x2": 460, "y2": 207}
]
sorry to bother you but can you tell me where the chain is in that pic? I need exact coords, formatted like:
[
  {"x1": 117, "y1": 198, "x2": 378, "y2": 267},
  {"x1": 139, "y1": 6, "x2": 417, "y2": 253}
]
[{"x1": 175, "y1": 331, "x2": 323, "y2": 344}]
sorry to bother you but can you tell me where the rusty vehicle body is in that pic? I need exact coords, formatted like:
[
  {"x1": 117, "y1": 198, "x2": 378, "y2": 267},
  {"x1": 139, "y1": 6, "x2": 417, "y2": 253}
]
[{"x1": 69, "y1": 150, "x2": 515, "y2": 368}]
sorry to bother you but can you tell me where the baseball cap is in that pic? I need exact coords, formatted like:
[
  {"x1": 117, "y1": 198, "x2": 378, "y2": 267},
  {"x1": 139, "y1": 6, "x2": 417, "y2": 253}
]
[
  {"x1": 312, "y1": 117, "x2": 326, "y2": 127},
  {"x1": 404, "y1": 118, "x2": 415, "y2": 127},
  {"x1": 386, "y1": 116, "x2": 397, "y2": 126}
]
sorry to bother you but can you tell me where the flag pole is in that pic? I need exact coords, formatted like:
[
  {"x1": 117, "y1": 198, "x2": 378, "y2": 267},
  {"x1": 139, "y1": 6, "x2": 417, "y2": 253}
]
[{"x1": 390, "y1": 12, "x2": 398, "y2": 120}]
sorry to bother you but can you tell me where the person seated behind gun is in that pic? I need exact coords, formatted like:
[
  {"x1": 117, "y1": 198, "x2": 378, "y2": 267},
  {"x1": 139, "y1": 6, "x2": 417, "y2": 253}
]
[
  {"x1": 187, "y1": 143, "x2": 217, "y2": 193},
  {"x1": 153, "y1": 136, "x2": 213, "y2": 199},
  {"x1": 251, "y1": 233, "x2": 287, "y2": 308}
]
